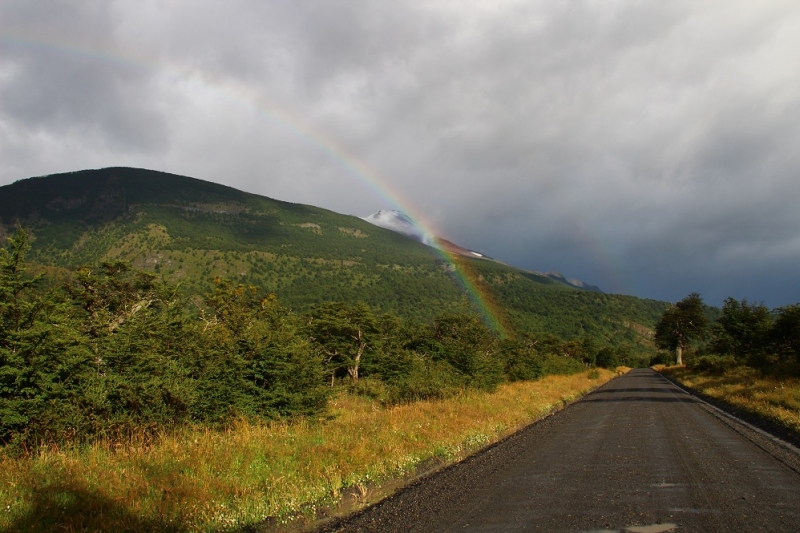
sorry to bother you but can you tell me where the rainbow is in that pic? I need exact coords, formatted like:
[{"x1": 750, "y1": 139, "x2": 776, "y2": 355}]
[{"x1": 0, "y1": 34, "x2": 513, "y2": 335}]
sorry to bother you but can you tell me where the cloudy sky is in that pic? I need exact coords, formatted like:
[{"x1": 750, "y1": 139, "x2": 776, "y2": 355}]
[{"x1": 2, "y1": 1, "x2": 799, "y2": 307}]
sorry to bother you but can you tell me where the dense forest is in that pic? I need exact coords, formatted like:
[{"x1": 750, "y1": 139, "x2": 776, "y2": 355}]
[
  {"x1": 1, "y1": 228, "x2": 642, "y2": 451},
  {"x1": 654, "y1": 292, "x2": 800, "y2": 374}
]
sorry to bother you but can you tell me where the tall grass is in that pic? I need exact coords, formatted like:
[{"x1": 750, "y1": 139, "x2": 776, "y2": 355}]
[
  {"x1": 0, "y1": 369, "x2": 615, "y2": 532},
  {"x1": 659, "y1": 365, "x2": 800, "y2": 435}
]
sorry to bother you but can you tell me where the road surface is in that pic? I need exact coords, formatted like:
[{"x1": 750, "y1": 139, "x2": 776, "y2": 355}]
[{"x1": 314, "y1": 368, "x2": 800, "y2": 532}]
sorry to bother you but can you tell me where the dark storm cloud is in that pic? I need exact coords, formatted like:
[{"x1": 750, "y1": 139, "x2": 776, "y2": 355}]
[{"x1": 1, "y1": 0, "x2": 799, "y2": 307}]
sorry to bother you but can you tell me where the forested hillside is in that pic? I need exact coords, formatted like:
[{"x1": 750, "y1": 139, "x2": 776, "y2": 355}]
[{"x1": 0, "y1": 167, "x2": 667, "y2": 354}]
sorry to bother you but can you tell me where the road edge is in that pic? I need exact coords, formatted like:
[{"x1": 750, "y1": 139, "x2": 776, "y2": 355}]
[
  {"x1": 301, "y1": 374, "x2": 625, "y2": 533},
  {"x1": 657, "y1": 370, "x2": 800, "y2": 476}
]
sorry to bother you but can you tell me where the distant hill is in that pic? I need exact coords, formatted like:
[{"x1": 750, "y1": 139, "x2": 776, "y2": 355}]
[{"x1": 0, "y1": 167, "x2": 666, "y2": 347}]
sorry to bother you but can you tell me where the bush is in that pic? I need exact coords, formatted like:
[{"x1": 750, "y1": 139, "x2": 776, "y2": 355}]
[
  {"x1": 347, "y1": 377, "x2": 394, "y2": 403},
  {"x1": 499, "y1": 338, "x2": 544, "y2": 382},
  {"x1": 541, "y1": 354, "x2": 586, "y2": 375},
  {"x1": 688, "y1": 355, "x2": 738, "y2": 374},
  {"x1": 595, "y1": 347, "x2": 619, "y2": 369},
  {"x1": 391, "y1": 357, "x2": 465, "y2": 403}
]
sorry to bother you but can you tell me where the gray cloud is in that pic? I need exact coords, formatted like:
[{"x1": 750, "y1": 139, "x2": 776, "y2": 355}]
[
  {"x1": 1, "y1": 0, "x2": 799, "y2": 307},
  {"x1": 0, "y1": 2, "x2": 169, "y2": 152}
]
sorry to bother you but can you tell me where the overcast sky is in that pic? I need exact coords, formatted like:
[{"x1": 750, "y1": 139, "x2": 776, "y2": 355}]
[{"x1": 2, "y1": 1, "x2": 799, "y2": 307}]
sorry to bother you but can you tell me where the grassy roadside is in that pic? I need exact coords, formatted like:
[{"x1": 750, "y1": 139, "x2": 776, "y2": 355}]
[
  {"x1": 657, "y1": 365, "x2": 800, "y2": 437},
  {"x1": 0, "y1": 369, "x2": 617, "y2": 532}
]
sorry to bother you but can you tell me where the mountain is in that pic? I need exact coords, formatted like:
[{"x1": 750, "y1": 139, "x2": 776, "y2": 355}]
[
  {"x1": 0, "y1": 167, "x2": 666, "y2": 346},
  {"x1": 362, "y1": 209, "x2": 600, "y2": 291}
]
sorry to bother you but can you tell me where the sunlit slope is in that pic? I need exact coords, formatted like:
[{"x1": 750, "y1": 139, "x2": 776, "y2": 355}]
[{"x1": 0, "y1": 167, "x2": 666, "y2": 336}]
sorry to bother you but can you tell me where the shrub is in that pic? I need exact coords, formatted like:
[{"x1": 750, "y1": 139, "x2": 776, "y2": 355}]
[
  {"x1": 595, "y1": 347, "x2": 619, "y2": 369},
  {"x1": 391, "y1": 357, "x2": 464, "y2": 403},
  {"x1": 688, "y1": 354, "x2": 738, "y2": 374},
  {"x1": 541, "y1": 353, "x2": 586, "y2": 375}
]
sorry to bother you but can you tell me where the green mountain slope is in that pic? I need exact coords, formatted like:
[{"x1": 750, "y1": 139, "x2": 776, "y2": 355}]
[{"x1": 0, "y1": 167, "x2": 666, "y2": 346}]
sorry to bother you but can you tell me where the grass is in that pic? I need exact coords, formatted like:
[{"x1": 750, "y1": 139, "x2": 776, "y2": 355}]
[
  {"x1": 0, "y1": 369, "x2": 616, "y2": 532},
  {"x1": 658, "y1": 365, "x2": 800, "y2": 436}
]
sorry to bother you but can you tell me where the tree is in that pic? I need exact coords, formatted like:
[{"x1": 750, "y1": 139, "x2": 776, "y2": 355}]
[
  {"x1": 0, "y1": 227, "x2": 49, "y2": 442},
  {"x1": 772, "y1": 304, "x2": 800, "y2": 365},
  {"x1": 306, "y1": 301, "x2": 377, "y2": 383},
  {"x1": 0, "y1": 228, "x2": 94, "y2": 446},
  {"x1": 654, "y1": 292, "x2": 708, "y2": 365},
  {"x1": 65, "y1": 261, "x2": 197, "y2": 434},
  {"x1": 200, "y1": 279, "x2": 329, "y2": 418},
  {"x1": 498, "y1": 337, "x2": 543, "y2": 381},
  {"x1": 711, "y1": 297, "x2": 772, "y2": 364},
  {"x1": 595, "y1": 347, "x2": 619, "y2": 369},
  {"x1": 430, "y1": 311, "x2": 504, "y2": 390}
]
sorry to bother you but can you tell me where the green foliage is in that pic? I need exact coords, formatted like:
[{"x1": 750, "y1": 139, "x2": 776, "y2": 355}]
[
  {"x1": 64, "y1": 263, "x2": 196, "y2": 438},
  {"x1": 0, "y1": 231, "x2": 333, "y2": 449},
  {"x1": 654, "y1": 296, "x2": 800, "y2": 375},
  {"x1": 391, "y1": 357, "x2": 466, "y2": 401},
  {"x1": 711, "y1": 298, "x2": 773, "y2": 365},
  {"x1": 595, "y1": 347, "x2": 618, "y2": 369},
  {"x1": 688, "y1": 354, "x2": 738, "y2": 374},
  {"x1": 2, "y1": 231, "x2": 616, "y2": 449},
  {"x1": 654, "y1": 292, "x2": 708, "y2": 363},
  {"x1": 198, "y1": 279, "x2": 330, "y2": 420},
  {"x1": 472, "y1": 258, "x2": 667, "y2": 339},
  {"x1": 498, "y1": 338, "x2": 544, "y2": 382},
  {"x1": 1, "y1": 168, "x2": 668, "y2": 349},
  {"x1": 429, "y1": 311, "x2": 505, "y2": 391},
  {"x1": 771, "y1": 304, "x2": 800, "y2": 366},
  {"x1": 306, "y1": 301, "x2": 378, "y2": 383},
  {"x1": 540, "y1": 353, "x2": 587, "y2": 375},
  {"x1": 0, "y1": 228, "x2": 72, "y2": 445}
]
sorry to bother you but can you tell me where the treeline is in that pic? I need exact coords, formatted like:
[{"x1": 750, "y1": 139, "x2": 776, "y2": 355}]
[
  {"x1": 1, "y1": 229, "x2": 625, "y2": 450},
  {"x1": 654, "y1": 292, "x2": 800, "y2": 373}
]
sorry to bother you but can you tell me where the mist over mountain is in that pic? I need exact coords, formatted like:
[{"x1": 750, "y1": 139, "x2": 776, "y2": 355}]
[
  {"x1": 361, "y1": 210, "x2": 428, "y2": 244},
  {"x1": 362, "y1": 209, "x2": 600, "y2": 292}
]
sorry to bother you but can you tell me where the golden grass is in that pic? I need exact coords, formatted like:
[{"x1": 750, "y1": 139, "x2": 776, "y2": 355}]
[
  {"x1": 660, "y1": 365, "x2": 800, "y2": 435},
  {"x1": 0, "y1": 369, "x2": 614, "y2": 532}
]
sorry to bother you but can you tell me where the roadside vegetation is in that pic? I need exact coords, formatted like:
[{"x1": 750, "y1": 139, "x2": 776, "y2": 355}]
[
  {"x1": 659, "y1": 365, "x2": 800, "y2": 435},
  {"x1": 652, "y1": 292, "x2": 800, "y2": 437},
  {"x1": 0, "y1": 225, "x2": 636, "y2": 531},
  {"x1": 0, "y1": 369, "x2": 616, "y2": 532},
  {"x1": 0, "y1": 227, "x2": 645, "y2": 452}
]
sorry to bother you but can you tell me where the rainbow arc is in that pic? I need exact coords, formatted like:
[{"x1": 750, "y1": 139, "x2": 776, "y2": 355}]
[{"x1": 1, "y1": 34, "x2": 514, "y2": 335}]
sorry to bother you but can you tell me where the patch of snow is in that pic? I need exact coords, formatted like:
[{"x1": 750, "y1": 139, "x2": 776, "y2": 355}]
[{"x1": 361, "y1": 210, "x2": 428, "y2": 243}]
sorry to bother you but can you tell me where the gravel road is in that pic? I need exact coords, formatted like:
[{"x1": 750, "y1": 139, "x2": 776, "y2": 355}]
[{"x1": 313, "y1": 368, "x2": 800, "y2": 532}]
